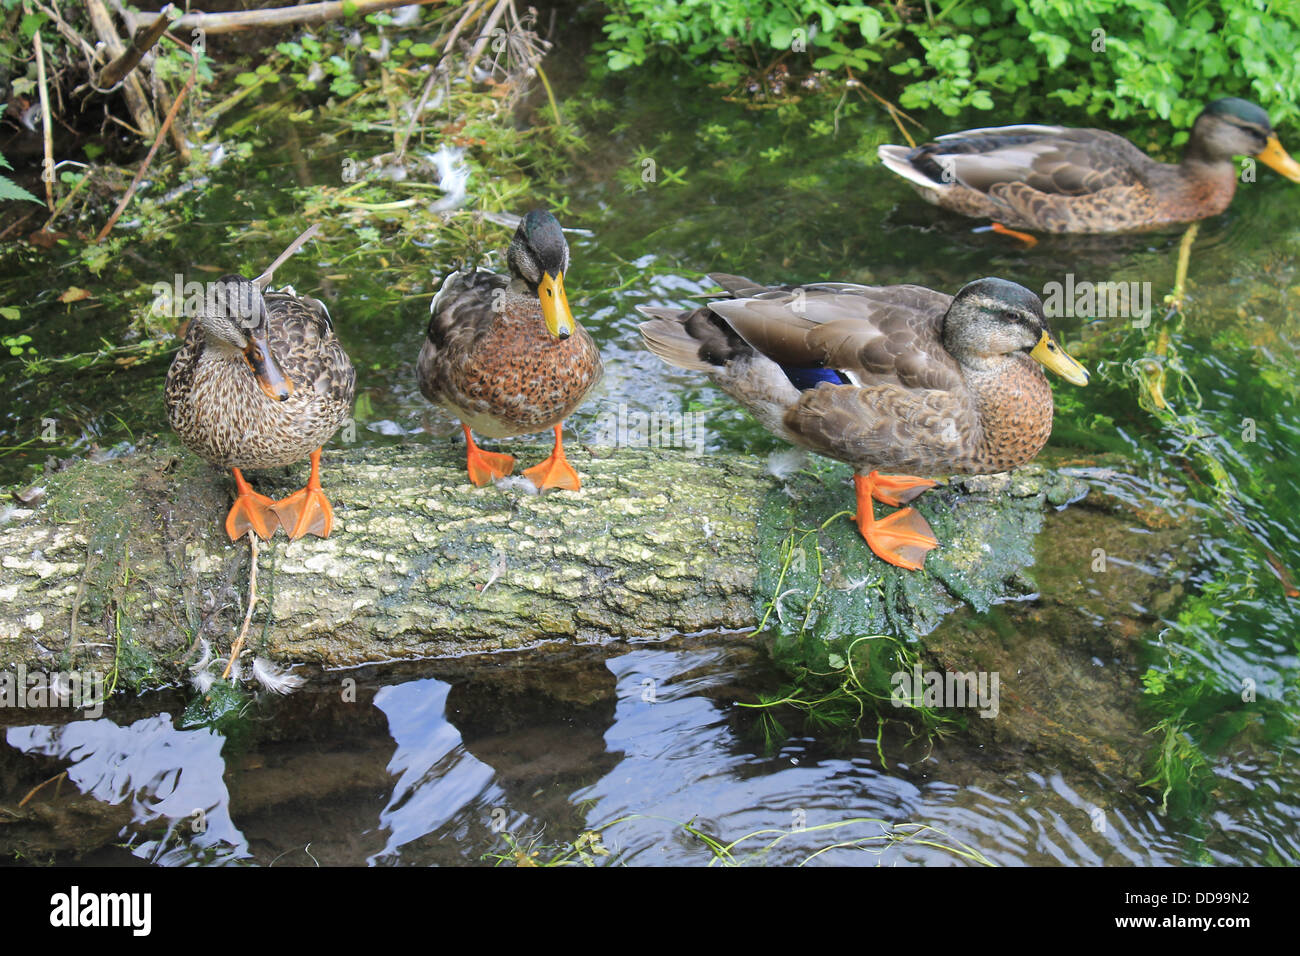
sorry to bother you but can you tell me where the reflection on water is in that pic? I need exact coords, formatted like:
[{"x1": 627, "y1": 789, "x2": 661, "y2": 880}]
[
  {"x1": 6, "y1": 716, "x2": 248, "y2": 865},
  {"x1": 6, "y1": 640, "x2": 1263, "y2": 866}
]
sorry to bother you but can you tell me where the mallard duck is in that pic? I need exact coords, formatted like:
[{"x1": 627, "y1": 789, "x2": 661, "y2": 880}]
[
  {"x1": 878, "y1": 97, "x2": 1300, "y2": 233},
  {"x1": 418, "y1": 210, "x2": 603, "y2": 489},
  {"x1": 166, "y1": 275, "x2": 356, "y2": 541},
  {"x1": 638, "y1": 275, "x2": 1089, "y2": 570}
]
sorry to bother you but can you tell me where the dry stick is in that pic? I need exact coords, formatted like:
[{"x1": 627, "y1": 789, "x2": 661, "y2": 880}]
[
  {"x1": 85, "y1": 0, "x2": 158, "y2": 140},
  {"x1": 254, "y1": 224, "x2": 322, "y2": 290},
  {"x1": 18, "y1": 771, "x2": 68, "y2": 808},
  {"x1": 395, "y1": 69, "x2": 441, "y2": 159},
  {"x1": 94, "y1": 65, "x2": 196, "y2": 243},
  {"x1": 33, "y1": 30, "x2": 55, "y2": 211},
  {"x1": 127, "y1": 0, "x2": 444, "y2": 35},
  {"x1": 463, "y1": 0, "x2": 510, "y2": 79},
  {"x1": 441, "y1": 0, "x2": 486, "y2": 55},
  {"x1": 98, "y1": 4, "x2": 175, "y2": 89},
  {"x1": 222, "y1": 536, "x2": 258, "y2": 680},
  {"x1": 28, "y1": 0, "x2": 98, "y2": 64}
]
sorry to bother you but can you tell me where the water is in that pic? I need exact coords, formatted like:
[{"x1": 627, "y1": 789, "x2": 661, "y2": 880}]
[{"x1": 2, "y1": 46, "x2": 1298, "y2": 865}]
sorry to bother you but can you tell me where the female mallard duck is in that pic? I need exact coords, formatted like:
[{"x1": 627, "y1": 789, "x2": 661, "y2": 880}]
[
  {"x1": 878, "y1": 97, "x2": 1300, "y2": 233},
  {"x1": 638, "y1": 275, "x2": 1089, "y2": 570},
  {"x1": 166, "y1": 275, "x2": 356, "y2": 541},
  {"x1": 418, "y1": 210, "x2": 603, "y2": 489}
]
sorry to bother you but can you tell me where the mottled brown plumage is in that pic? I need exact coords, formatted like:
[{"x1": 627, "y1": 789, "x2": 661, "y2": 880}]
[
  {"x1": 638, "y1": 274, "x2": 1089, "y2": 569},
  {"x1": 418, "y1": 211, "x2": 602, "y2": 489},
  {"x1": 418, "y1": 272, "x2": 601, "y2": 437},
  {"x1": 878, "y1": 98, "x2": 1300, "y2": 233},
  {"x1": 166, "y1": 276, "x2": 355, "y2": 539}
]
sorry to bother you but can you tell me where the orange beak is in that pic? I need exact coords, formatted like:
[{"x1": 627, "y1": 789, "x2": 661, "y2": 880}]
[
  {"x1": 244, "y1": 333, "x2": 294, "y2": 401},
  {"x1": 1256, "y1": 134, "x2": 1300, "y2": 183}
]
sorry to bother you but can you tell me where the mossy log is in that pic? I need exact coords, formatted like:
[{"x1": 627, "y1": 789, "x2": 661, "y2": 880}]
[{"x1": 1, "y1": 439, "x2": 1143, "y2": 685}]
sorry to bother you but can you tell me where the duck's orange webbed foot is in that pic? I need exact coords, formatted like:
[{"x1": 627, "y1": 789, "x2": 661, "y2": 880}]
[
  {"x1": 463, "y1": 424, "x2": 515, "y2": 486},
  {"x1": 523, "y1": 423, "x2": 581, "y2": 491},
  {"x1": 978, "y1": 222, "x2": 1038, "y2": 248},
  {"x1": 271, "y1": 448, "x2": 335, "y2": 540},
  {"x1": 867, "y1": 473, "x2": 937, "y2": 507},
  {"x1": 852, "y1": 472, "x2": 939, "y2": 571},
  {"x1": 226, "y1": 467, "x2": 279, "y2": 541}
]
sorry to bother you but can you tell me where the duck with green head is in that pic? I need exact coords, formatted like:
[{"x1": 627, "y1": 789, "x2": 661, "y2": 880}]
[
  {"x1": 878, "y1": 97, "x2": 1300, "y2": 234},
  {"x1": 418, "y1": 210, "x2": 603, "y2": 489},
  {"x1": 639, "y1": 275, "x2": 1088, "y2": 570}
]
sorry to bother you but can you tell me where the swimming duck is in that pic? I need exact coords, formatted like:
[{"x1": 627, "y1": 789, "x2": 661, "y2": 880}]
[
  {"x1": 418, "y1": 210, "x2": 603, "y2": 489},
  {"x1": 165, "y1": 275, "x2": 356, "y2": 541},
  {"x1": 638, "y1": 275, "x2": 1088, "y2": 570},
  {"x1": 878, "y1": 97, "x2": 1300, "y2": 233}
]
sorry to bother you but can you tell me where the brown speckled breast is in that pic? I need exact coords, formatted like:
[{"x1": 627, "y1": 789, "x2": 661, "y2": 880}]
[
  {"x1": 166, "y1": 292, "x2": 355, "y2": 470},
  {"x1": 418, "y1": 277, "x2": 603, "y2": 438}
]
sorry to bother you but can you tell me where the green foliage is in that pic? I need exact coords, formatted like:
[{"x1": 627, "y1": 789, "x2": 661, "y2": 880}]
[
  {"x1": 599, "y1": 0, "x2": 1300, "y2": 139},
  {"x1": 0, "y1": 151, "x2": 40, "y2": 204}
]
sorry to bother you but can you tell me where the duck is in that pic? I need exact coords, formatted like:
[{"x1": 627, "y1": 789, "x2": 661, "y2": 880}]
[
  {"x1": 877, "y1": 97, "x2": 1300, "y2": 234},
  {"x1": 418, "y1": 209, "x2": 603, "y2": 489},
  {"x1": 638, "y1": 275, "x2": 1089, "y2": 570},
  {"x1": 165, "y1": 275, "x2": 356, "y2": 541}
]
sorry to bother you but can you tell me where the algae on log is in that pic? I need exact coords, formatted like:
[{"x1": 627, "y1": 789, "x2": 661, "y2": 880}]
[{"x1": 3, "y1": 439, "x2": 1093, "y2": 681}]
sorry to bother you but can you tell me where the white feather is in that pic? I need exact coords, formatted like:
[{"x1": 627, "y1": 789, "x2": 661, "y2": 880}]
[{"x1": 252, "y1": 657, "x2": 306, "y2": 695}]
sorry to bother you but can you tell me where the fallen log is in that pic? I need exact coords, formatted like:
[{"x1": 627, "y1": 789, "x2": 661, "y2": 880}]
[{"x1": 0, "y1": 439, "x2": 1156, "y2": 685}]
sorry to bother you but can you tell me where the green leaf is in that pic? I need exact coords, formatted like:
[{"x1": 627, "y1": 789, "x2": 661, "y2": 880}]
[{"x1": 0, "y1": 175, "x2": 40, "y2": 204}]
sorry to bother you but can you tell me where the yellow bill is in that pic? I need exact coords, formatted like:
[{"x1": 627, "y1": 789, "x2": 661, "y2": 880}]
[
  {"x1": 538, "y1": 271, "x2": 574, "y2": 339},
  {"x1": 244, "y1": 334, "x2": 295, "y2": 402},
  {"x1": 1030, "y1": 330, "x2": 1089, "y2": 386},
  {"x1": 1256, "y1": 134, "x2": 1300, "y2": 182}
]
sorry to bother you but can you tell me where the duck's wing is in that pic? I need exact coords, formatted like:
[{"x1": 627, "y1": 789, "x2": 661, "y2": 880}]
[
  {"x1": 417, "y1": 269, "x2": 510, "y2": 403},
  {"x1": 881, "y1": 126, "x2": 1150, "y2": 197},
  {"x1": 783, "y1": 380, "x2": 982, "y2": 474},
  {"x1": 265, "y1": 291, "x2": 356, "y2": 404},
  {"x1": 704, "y1": 282, "x2": 964, "y2": 393}
]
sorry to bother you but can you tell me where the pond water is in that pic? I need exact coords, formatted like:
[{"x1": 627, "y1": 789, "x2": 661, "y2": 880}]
[{"x1": 1, "y1": 39, "x2": 1298, "y2": 866}]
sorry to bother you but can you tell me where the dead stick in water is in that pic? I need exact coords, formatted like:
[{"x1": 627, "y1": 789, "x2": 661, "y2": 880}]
[
  {"x1": 127, "y1": 0, "x2": 443, "y2": 35},
  {"x1": 463, "y1": 0, "x2": 510, "y2": 78},
  {"x1": 33, "y1": 30, "x2": 55, "y2": 211},
  {"x1": 98, "y1": 4, "x2": 176, "y2": 90},
  {"x1": 223, "y1": 536, "x2": 259, "y2": 680},
  {"x1": 94, "y1": 66, "x2": 196, "y2": 243},
  {"x1": 254, "y1": 224, "x2": 322, "y2": 289}
]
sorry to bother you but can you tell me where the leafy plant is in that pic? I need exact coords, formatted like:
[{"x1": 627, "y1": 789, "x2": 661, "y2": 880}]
[
  {"x1": 0, "y1": 151, "x2": 40, "y2": 204},
  {"x1": 598, "y1": 0, "x2": 1300, "y2": 141}
]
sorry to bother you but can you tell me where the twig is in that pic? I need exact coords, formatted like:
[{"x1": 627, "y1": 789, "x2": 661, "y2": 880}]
[
  {"x1": 441, "y1": 0, "x2": 486, "y2": 55},
  {"x1": 94, "y1": 63, "x2": 196, "y2": 243},
  {"x1": 126, "y1": 0, "x2": 443, "y2": 35},
  {"x1": 98, "y1": 4, "x2": 176, "y2": 90},
  {"x1": 45, "y1": 167, "x2": 93, "y2": 231},
  {"x1": 254, "y1": 224, "x2": 322, "y2": 289},
  {"x1": 464, "y1": 0, "x2": 509, "y2": 79},
  {"x1": 395, "y1": 68, "x2": 442, "y2": 159},
  {"x1": 19, "y1": 771, "x2": 68, "y2": 808},
  {"x1": 222, "y1": 535, "x2": 259, "y2": 680},
  {"x1": 33, "y1": 30, "x2": 55, "y2": 211},
  {"x1": 85, "y1": 0, "x2": 158, "y2": 139}
]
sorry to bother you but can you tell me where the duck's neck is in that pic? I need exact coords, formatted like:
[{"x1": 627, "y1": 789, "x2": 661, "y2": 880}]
[
  {"x1": 1175, "y1": 150, "x2": 1239, "y2": 216},
  {"x1": 963, "y1": 355, "x2": 1054, "y2": 473}
]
